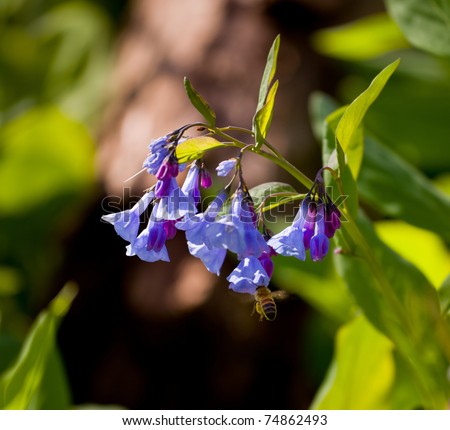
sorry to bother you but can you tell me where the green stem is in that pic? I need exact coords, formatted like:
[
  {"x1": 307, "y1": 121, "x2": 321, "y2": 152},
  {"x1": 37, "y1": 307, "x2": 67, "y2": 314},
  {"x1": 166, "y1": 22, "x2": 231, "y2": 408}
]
[{"x1": 255, "y1": 148, "x2": 314, "y2": 190}]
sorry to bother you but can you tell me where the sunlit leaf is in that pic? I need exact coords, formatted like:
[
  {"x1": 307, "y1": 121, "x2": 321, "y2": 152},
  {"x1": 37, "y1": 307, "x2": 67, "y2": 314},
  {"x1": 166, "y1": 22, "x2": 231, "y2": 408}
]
[
  {"x1": 374, "y1": 221, "x2": 450, "y2": 289},
  {"x1": 175, "y1": 137, "x2": 226, "y2": 163},
  {"x1": 439, "y1": 275, "x2": 450, "y2": 315},
  {"x1": 311, "y1": 315, "x2": 394, "y2": 409},
  {"x1": 256, "y1": 35, "x2": 280, "y2": 112},
  {"x1": 335, "y1": 59, "x2": 399, "y2": 179},
  {"x1": 253, "y1": 80, "x2": 279, "y2": 148},
  {"x1": 385, "y1": 0, "x2": 450, "y2": 57},
  {"x1": 0, "y1": 106, "x2": 95, "y2": 215},
  {"x1": 359, "y1": 137, "x2": 450, "y2": 242},
  {"x1": 253, "y1": 35, "x2": 280, "y2": 150},
  {"x1": 312, "y1": 13, "x2": 409, "y2": 60},
  {"x1": 0, "y1": 283, "x2": 77, "y2": 409},
  {"x1": 183, "y1": 77, "x2": 216, "y2": 127},
  {"x1": 334, "y1": 212, "x2": 450, "y2": 409},
  {"x1": 322, "y1": 107, "x2": 359, "y2": 219}
]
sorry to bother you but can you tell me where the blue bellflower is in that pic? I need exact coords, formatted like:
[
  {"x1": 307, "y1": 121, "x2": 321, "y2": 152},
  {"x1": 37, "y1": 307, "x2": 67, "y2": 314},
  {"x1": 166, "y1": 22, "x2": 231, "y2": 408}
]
[
  {"x1": 207, "y1": 190, "x2": 269, "y2": 260},
  {"x1": 227, "y1": 256, "x2": 270, "y2": 294},
  {"x1": 176, "y1": 191, "x2": 228, "y2": 274},
  {"x1": 101, "y1": 191, "x2": 154, "y2": 243},
  {"x1": 125, "y1": 202, "x2": 170, "y2": 262},
  {"x1": 268, "y1": 169, "x2": 341, "y2": 261},
  {"x1": 216, "y1": 159, "x2": 237, "y2": 177},
  {"x1": 143, "y1": 135, "x2": 173, "y2": 175}
]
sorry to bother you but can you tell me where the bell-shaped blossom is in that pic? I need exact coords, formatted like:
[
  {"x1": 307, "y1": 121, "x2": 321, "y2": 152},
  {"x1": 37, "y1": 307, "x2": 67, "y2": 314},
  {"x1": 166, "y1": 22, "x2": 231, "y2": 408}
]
[
  {"x1": 310, "y1": 204, "x2": 329, "y2": 261},
  {"x1": 181, "y1": 164, "x2": 201, "y2": 205},
  {"x1": 207, "y1": 190, "x2": 269, "y2": 259},
  {"x1": 227, "y1": 256, "x2": 270, "y2": 294},
  {"x1": 101, "y1": 192, "x2": 154, "y2": 243},
  {"x1": 125, "y1": 203, "x2": 170, "y2": 262},
  {"x1": 267, "y1": 198, "x2": 308, "y2": 261},
  {"x1": 176, "y1": 191, "x2": 228, "y2": 274},
  {"x1": 187, "y1": 242, "x2": 226, "y2": 275},
  {"x1": 155, "y1": 178, "x2": 197, "y2": 220},
  {"x1": 268, "y1": 169, "x2": 341, "y2": 261},
  {"x1": 216, "y1": 159, "x2": 237, "y2": 177},
  {"x1": 143, "y1": 135, "x2": 172, "y2": 175}
]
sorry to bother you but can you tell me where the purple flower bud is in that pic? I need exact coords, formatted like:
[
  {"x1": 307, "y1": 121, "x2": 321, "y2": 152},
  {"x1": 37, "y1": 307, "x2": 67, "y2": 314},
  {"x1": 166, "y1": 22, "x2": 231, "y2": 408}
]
[
  {"x1": 324, "y1": 203, "x2": 341, "y2": 238},
  {"x1": 155, "y1": 176, "x2": 172, "y2": 198},
  {"x1": 163, "y1": 220, "x2": 177, "y2": 240},
  {"x1": 200, "y1": 168, "x2": 212, "y2": 188}
]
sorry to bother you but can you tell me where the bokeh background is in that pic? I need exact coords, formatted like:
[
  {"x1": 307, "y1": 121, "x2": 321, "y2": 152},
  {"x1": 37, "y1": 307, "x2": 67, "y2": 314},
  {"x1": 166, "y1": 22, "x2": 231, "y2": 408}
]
[{"x1": 1, "y1": 0, "x2": 449, "y2": 409}]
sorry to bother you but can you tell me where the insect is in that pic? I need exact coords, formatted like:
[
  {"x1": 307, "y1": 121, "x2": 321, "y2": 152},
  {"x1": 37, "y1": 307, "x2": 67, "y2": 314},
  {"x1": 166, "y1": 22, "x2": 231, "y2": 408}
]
[{"x1": 253, "y1": 287, "x2": 288, "y2": 321}]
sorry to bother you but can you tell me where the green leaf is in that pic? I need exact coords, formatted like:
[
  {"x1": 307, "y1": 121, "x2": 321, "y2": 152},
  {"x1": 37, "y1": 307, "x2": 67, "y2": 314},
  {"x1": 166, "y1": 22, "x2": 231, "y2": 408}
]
[
  {"x1": 438, "y1": 275, "x2": 450, "y2": 315},
  {"x1": 342, "y1": 52, "x2": 450, "y2": 173},
  {"x1": 253, "y1": 35, "x2": 281, "y2": 150},
  {"x1": 0, "y1": 106, "x2": 95, "y2": 215},
  {"x1": 374, "y1": 221, "x2": 450, "y2": 289},
  {"x1": 334, "y1": 212, "x2": 450, "y2": 409},
  {"x1": 311, "y1": 315, "x2": 395, "y2": 409},
  {"x1": 183, "y1": 77, "x2": 216, "y2": 127},
  {"x1": 385, "y1": 0, "x2": 450, "y2": 57},
  {"x1": 248, "y1": 181, "x2": 297, "y2": 209},
  {"x1": 311, "y1": 13, "x2": 409, "y2": 60},
  {"x1": 175, "y1": 136, "x2": 226, "y2": 163},
  {"x1": 256, "y1": 35, "x2": 280, "y2": 112},
  {"x1": 359, "y1": 136, "x2": 450, "y2": 242},
  {"x1": 253, "y1": 80, "x2": 279, "y2": 148},
  {"x1": 335, "y1": 59, "x2": 399, "y2": 179},
  {"x1": 0, "y1": 283, "x2": 77, "y2": 409},
  {"x1": 323, "y1": 107, "x2": 359, "y2": 220}
]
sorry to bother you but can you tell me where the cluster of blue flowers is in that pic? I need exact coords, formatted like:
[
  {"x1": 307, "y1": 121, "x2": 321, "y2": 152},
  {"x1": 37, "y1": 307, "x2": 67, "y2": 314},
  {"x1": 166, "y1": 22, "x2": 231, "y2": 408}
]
[{"x1": 102, "y1": 128, "x2": 341, "y2": 302}]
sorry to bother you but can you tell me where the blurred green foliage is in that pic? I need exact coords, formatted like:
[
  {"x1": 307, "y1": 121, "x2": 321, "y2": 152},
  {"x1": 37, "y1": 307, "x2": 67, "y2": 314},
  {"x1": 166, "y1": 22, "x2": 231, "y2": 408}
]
[
  {"x1": 271, "y1": 0, "x2": 450, "y2": 409},
  {"x1": 0, "y1": 0, "x2": 114, "y2": 409}
]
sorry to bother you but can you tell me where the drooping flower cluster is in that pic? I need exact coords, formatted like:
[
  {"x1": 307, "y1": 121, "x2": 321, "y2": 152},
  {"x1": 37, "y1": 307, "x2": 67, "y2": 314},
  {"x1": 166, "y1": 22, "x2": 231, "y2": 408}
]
[
  {"x1": 268, "y1": 170, "x2": 341, "y2": 262},
  {"x1": 102, "y1": 128, "x2": 341, "y2": 319}
]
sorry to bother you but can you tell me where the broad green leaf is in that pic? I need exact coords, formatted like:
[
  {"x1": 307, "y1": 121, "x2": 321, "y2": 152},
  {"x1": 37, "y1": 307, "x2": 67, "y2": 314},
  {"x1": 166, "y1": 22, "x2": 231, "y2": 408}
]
[
  {"x1": 175, "y1": 136, "x2": 226, "y2": 163},
  {"x1": 335, "y1": 59, "x2": 399, "y2": 179},
  {"x1": 343, "y1": 52, "x2": 450, "y2": 173},
  {"x1": 359, "y1": 136, "x2": 450, "y2": 242},
  {"x1": 380, "y1": 352, "x2": 422, "y2": 409},
  {"x1": 385, "y1": 0, "x2": 450, "y2": 57},
  {"x1": 183, "y1": 77, "x2": 216, "y2": 127},
  {"x1": 256, "y1": 35, "x2": 280, "y2": 112},
  {"x1": 323, "y1": 107, "x2": 359, "y2": 219},
  {"x1": 311, "y1": 315, "x2": 394, "y2": 409},
  {"x1": 0, "y1": 283, "x2": 77, "y2": 409},
  {"x1": 312, "y1": 13, "x2": 409, "y2": 60},
  {"x1": 0, "y1": 106, "x2": 95, "y2": 215},
  {"x1": 335, "y1": 212, "x2": 450, "y2": 409},
  {"x1": 374, "y1": 221, "x2": 450, "y2": 289},
  {"x1": 248, "y1": 181, "x2": 297, "y2": 209},
  {"x1": 253, "y1": 80, "x2": 279, "y2": 148},
  {"x1": 308, "y1": 91, "x2": 341, "y2": 141},
  {"x1": 0, "y1": 335, "x2": 21, "y2": 374},
  {"x1": 439, "y1": 275, "x2": 450, "y2": 315}
]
